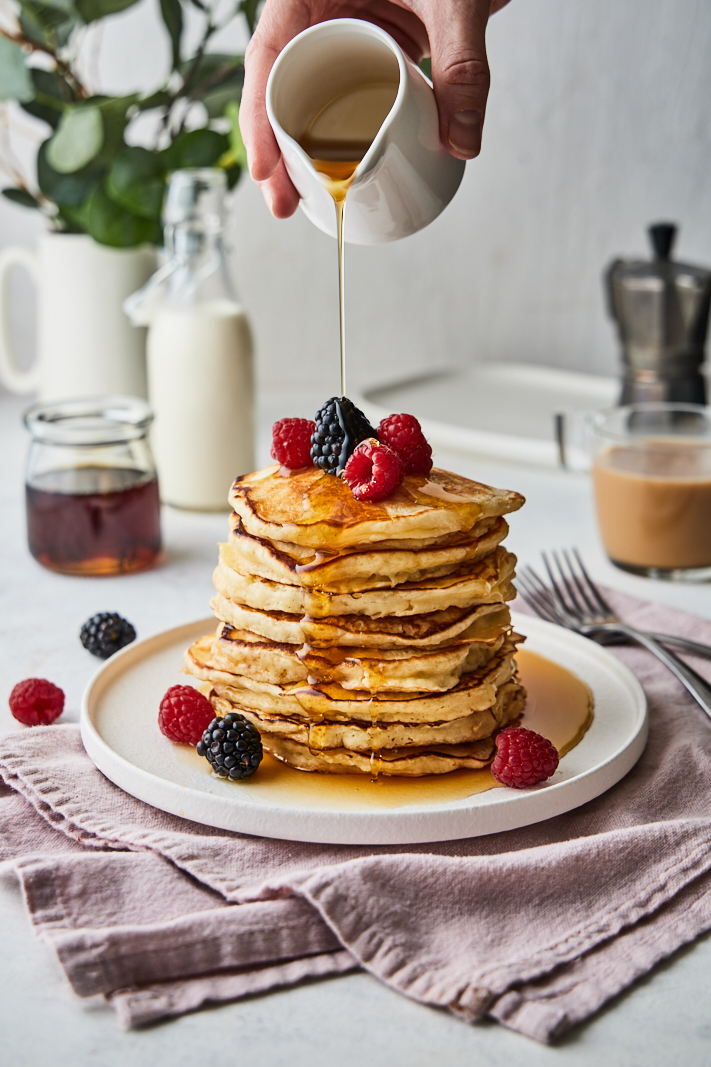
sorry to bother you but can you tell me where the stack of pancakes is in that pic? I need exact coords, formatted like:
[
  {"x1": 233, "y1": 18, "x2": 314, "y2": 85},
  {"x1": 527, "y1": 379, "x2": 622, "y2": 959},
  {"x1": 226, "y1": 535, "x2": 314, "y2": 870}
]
[{"x1": 184, "y1": 464, "x2": 526, "y2": 776}]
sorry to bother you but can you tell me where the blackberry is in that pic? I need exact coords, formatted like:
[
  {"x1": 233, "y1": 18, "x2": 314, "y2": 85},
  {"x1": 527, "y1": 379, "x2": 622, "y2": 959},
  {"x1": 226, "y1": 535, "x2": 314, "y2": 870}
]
[
  {"x1": 80, "y1": 612, "x2": 136, "y2": 659},
  {"x1": 310, "y1": 397, "x2": 376, "y2": 475},
  {"x1": 197, "y1": 712, "x2": 263, "y2": 780}
]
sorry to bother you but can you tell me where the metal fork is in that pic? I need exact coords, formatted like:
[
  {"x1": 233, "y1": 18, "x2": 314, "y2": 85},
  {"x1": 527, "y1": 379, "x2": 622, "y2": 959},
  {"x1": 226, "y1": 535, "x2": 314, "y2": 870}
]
[{"x1": 518, "y1": 549, "x2": 711, "y2": 722}]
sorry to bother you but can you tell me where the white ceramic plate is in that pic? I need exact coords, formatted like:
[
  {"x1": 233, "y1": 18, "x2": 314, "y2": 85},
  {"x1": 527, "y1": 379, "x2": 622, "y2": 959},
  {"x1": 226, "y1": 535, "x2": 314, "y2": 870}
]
[{"x1": 81, "y1": 613, "x2": 647, "y2": 845}]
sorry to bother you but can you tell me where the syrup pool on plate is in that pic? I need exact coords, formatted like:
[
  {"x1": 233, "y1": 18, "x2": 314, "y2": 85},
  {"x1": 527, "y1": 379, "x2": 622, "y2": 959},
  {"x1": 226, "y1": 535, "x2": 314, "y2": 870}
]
[{"x1": 177, "y1": 648, "x2": 594, "y2": 810}]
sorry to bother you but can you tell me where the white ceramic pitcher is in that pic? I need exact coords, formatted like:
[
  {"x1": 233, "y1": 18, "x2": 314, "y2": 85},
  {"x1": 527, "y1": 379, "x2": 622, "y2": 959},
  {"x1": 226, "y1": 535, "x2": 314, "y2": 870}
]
[
  {"x1": 0, "y1": 232, "x2": 156, "y2": 400},
  {"x1": 266, "y1": 19, "x2": 465, "y2": 244}
]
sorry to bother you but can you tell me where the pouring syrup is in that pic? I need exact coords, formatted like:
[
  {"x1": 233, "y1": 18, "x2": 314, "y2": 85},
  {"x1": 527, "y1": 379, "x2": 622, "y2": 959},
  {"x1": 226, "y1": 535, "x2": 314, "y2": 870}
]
[{"x1": 298, "y1": 80, "x2": 398, "y2": 395}]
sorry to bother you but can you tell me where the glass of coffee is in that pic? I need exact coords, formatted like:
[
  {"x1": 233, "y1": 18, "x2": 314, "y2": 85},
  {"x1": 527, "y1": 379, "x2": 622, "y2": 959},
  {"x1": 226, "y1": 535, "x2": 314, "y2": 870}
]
[
  {"x1": 24, "y1": 396, "x2": 162, "y2": 576},
  {"x1": 591, "y1": 403, "x2": 711, "y2": 581}
]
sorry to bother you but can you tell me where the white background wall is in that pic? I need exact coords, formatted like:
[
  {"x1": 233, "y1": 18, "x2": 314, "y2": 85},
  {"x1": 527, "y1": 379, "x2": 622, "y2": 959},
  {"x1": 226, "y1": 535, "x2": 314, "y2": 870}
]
[{"x1": 1, "y1": 0, "x2": 710, "y2": 399}]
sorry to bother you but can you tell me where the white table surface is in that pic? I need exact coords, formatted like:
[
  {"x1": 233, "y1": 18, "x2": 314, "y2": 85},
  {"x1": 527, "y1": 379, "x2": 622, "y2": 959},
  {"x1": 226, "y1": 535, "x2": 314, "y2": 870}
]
[{"x1": 1, "y1": 389, "x2": 710, "y2": 1064}]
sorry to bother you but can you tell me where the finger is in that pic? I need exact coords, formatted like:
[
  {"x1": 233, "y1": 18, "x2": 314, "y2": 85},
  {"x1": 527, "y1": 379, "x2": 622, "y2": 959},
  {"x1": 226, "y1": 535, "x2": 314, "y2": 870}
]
[
  {"x1": 347, "y1": 0, "x2": 430, "y2": 61},
  {"x1": 258, "y1": 156, "x2": 301, "y2": 219},
  {"x1": 421, "y1": 0, "x2": 491, "y2": 159},
  {"x1": 240, "y1": 0, "x2": 312, "y2": 184}
]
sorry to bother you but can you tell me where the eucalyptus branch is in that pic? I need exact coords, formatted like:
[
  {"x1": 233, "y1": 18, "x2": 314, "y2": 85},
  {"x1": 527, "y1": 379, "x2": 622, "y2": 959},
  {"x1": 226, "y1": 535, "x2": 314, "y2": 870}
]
[
  {"x1": 155, "y1": 8, "x2": 218, "y2": 142},
  {"x1": 190, "y1": 57, "x2": 244, "y2": 99},
  {"x1": 180, "y1": 20, "x2": 218, "y2": 100},
  {"x1": 0, "y1": 23, "x2": 87, "y2": 99},
  {"x1": 2, "y1": 0, "x2": 258, "y2": 246}
]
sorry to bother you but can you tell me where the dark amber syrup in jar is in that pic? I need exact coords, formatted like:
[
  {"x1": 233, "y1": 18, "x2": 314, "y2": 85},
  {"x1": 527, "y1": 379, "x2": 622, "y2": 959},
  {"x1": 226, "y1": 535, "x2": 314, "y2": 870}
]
[{"x1": 26, "y1": 466, "x2": 162, "y2": 576}]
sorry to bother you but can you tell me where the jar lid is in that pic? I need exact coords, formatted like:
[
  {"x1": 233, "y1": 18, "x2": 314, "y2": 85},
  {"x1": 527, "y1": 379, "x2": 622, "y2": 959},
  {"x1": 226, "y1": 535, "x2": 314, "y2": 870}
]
[{"x1": 24, "y1": 395, "x2": 154, "y2": 446}]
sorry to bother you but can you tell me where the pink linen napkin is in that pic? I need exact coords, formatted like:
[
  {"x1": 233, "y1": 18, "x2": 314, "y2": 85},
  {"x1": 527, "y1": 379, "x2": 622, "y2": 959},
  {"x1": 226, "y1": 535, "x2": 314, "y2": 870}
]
[{"x1": 2, "y1": 590, "x2": 711, "y2": 1043}]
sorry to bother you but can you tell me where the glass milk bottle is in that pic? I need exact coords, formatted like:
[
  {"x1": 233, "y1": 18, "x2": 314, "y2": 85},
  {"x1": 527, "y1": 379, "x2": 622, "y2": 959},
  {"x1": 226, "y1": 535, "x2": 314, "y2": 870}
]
[{"x1": 144, "y1": 169, "x2": 254, "y2": 510}]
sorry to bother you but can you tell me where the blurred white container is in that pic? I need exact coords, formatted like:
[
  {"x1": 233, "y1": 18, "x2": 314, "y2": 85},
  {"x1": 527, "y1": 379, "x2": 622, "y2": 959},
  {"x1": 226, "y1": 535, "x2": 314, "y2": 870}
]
[
  {"x1": 0, "y1": 233, "x2": 155, "y2": 400},
  {"x1": 130, "y1": 169, "x2": 254, "y2": 511}
]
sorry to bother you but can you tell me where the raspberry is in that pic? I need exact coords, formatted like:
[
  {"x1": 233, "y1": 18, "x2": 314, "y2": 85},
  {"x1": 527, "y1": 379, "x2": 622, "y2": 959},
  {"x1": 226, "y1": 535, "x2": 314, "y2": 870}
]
[
  {"x1": 271, "y1": 417, "x2": 316, "y2": 469},
  {"x1": 197, "y1": 712, "x2": 263, "y2": 779},
  {"x1": 342, "y1": 439, "x2": 403, "y2": 501},
  {"x1": 80, "y1": 613, "x2": 136, "y2": 659},
  {"x1": 491, "y1": 727, "x2": 559, "y2": 788},
  {"x1": 9, "y1": 678, "x2": 65, "y2": 726},
  {"x1": 377, "y1": 413, "x2": 433, "y2": 476},
  {"x1": 159, "y1": 685, "x2": 216, "y2": 744}
]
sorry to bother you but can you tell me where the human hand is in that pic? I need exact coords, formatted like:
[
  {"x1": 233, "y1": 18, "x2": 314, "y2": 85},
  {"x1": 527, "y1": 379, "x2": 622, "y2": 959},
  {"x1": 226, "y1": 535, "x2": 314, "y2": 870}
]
[{"x1": 239, "y1": 0, "x2": 512, "y2": 218}]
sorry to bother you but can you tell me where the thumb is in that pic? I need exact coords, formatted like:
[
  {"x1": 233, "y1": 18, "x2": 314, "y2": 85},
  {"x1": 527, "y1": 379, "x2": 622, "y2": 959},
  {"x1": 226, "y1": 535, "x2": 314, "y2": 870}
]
[{"x1": 424, "y1": 0, "x2": 491, "y2": 159}]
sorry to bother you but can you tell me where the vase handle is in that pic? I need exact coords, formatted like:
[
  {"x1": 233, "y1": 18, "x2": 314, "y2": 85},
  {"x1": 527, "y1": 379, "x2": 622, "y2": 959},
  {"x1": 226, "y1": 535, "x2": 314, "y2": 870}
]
[{"x1": 0, "y1": 245, "x2": 40, "y2": 394}]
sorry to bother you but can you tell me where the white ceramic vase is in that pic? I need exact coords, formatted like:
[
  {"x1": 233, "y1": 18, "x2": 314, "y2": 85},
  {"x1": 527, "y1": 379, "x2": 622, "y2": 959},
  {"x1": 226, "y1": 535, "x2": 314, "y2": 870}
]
[{"x1": 0, "y1": 232, "x2": 156, "y2": 400}]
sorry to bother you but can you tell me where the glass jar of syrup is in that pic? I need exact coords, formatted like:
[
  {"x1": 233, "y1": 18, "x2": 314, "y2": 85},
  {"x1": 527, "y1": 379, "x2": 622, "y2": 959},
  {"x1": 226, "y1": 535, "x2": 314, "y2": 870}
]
[{"x1": 24, "y1": 396, "x2": 162, "y2": 576}]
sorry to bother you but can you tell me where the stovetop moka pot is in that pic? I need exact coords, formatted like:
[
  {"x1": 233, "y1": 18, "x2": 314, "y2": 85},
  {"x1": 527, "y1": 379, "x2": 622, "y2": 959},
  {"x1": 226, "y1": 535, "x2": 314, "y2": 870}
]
[{"x1": 606, "y1": 223, "x2": 711, "y2": 405}]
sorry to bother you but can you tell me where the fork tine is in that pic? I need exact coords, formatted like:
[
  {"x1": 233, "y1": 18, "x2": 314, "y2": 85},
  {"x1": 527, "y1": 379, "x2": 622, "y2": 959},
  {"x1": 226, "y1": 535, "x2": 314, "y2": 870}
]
[
  {"x1": 522, "y1": 565, "x2": 572, "y2": 622},
  {"x1": 519, "y1": 564, "x2": 558, "y2": 608},
  {"x1": 551, "y1": 548, "x2": 588, "y2": 618},
  {"x1": 542, "y1": 551, "x2": 578, "y2": 619},
  {"x1": 572, "y1": 548, "x2": 614, "y2": 615},
  {"x1": 517, "y1": 587, "x2": 559, "y2": 623},
  {"x1": 517, "y1": 569, "x2": 562, "y2": 624},
  {"x1": 561, "y1": 548, "x2": 599, "y2": 616}
]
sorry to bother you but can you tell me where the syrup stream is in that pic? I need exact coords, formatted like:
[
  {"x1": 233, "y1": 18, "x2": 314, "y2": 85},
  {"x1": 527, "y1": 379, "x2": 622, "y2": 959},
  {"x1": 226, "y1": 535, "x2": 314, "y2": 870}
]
[
  {"x1": 309, "y1": 158, "x2": 359, "y2": 398},
  {"x1": 336, "y1": 195, "x2": 347, "y2": 397}
]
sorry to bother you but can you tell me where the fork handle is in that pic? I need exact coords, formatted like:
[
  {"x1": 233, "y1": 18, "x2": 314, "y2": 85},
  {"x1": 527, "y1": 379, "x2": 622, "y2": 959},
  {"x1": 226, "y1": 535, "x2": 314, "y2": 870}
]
[
  {"x1": 615, "y1": 623, "x2": 711, "y2": 721},
  {"x1": 647, "y1": 633, "x2": 711, "y2": 661}
]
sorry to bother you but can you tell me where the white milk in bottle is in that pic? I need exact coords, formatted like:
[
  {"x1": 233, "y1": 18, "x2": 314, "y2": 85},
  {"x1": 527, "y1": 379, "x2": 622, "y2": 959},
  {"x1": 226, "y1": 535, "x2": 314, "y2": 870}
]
[{"x1": 140, "y1": 169, "x2": 254, "y2": 510}]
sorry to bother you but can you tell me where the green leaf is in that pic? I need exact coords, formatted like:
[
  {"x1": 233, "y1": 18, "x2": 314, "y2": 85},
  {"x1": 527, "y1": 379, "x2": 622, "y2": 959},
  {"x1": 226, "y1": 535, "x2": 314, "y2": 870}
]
[
  {"x1": 159, "y1": 0, "x2": 183, "y2": 71},
  {"x1": 21, "y1": 68, "x2": 75, "y2": 128},
  {"x1": 38, "y1": 139, "x2": 104, "y2": 205},
  {"x1": 135, "y1": 89, "x2": 172, "y2": 112},
  {"x1": 74, "y1": 0, "x2": 140, "y2": 22},
  {"x1": 56, "y1": 202, "x2": 89, "y2": 233},
  {"x1": 179, "y1": 53, "x2": 243, "y2": 99},
  {"x1": 223, "y1": 163, "x2": 241, "y2": 190},
  {"x1": 160, "y1": 128, "x2": 229, "y2": 170},
  {"x1": 86, "y1": 182, "x2": 162, "y2": 247},
  {"x1": 201, "y1": 72, "x2": 244, "y2": 118},
  {"x1": 47, "y1": 106, "x2": 103, "y2": 172},
  {"x1": 0, "y1": 38, "x2": 33, "y2": 102},
  {"x1": 107, "y1": 147, "x2": 166, "y2": 219},
  {"x1": 18, "y1": 0, "x2": 78, "y2": 48},
  {"x1": 39, "y1": 0, "x2": 76, "y2": 13},
  {"x1": 419, "y1": 57, "x2": 432, "y2": 80},
  {"x1": 94, "y1": 93, "x2": 139, "y2": 159},
  {"x1": 2, "y1": 187, "x2": 41, "y2": 209},
  {"x1": 238, "y1": 0, "x2": 259, "y2": 35}
]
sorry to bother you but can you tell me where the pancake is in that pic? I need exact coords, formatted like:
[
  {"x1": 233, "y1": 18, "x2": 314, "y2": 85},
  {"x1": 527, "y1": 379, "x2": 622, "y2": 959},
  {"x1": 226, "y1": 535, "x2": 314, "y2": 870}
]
[
  {"x1": 188, "y1": 456, "x2": 526, "y2": 778},
  {"x1": 249, "y1": 734, "x2": 498, "y2": 775},
  {"x1": 225, "y1": 515, "x2": 510, "y2": 590},
  {"x1": 213, "y1": 544, "x2": 517, "y2": 619},
  {"x1": 210, "y1": 594, "x2": 510, "y2": 649},
  {"x1": 230, "y1": 465, "x2": 524, "y2": 550},
  {"x1": 184, "y1": 635, "x2": 520, "y2": 722},
  {"x1": 208, "y1": 678, "x2": 524, "y2": 752},
  {"x1": 209, "y1": 621, "x2": 505, "y2": 691}
]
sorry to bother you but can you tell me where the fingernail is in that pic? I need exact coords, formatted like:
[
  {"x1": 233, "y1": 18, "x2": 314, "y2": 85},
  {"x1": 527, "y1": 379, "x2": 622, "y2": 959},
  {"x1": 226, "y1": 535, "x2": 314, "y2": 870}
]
[{"x1": 447, "y1": 110, "x2": 483, "y2": 157}]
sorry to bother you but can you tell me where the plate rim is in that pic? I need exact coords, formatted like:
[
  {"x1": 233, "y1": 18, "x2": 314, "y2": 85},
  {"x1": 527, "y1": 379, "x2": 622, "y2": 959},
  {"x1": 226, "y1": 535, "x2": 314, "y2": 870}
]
[{"x1": 80, "y1": 612, "x2": 648, "y2": 844}]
